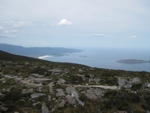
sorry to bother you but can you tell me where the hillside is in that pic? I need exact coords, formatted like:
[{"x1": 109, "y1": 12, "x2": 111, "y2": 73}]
[
  {"x1": 0, "y1": 51, "x2": 150, "y2": 113},
  {"x1": 0, "y1": 50, "x2": 46, "y2": 62}
]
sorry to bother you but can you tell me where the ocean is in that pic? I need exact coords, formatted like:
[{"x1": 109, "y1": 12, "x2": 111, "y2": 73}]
[{"x1": 42, "y1": 48, "x2": 150, "y2": 72}]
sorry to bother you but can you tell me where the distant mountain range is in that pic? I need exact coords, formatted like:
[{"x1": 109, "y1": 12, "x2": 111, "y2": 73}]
[{"x1": 0, "y1": 43, "x2": 81, "y2": 57}]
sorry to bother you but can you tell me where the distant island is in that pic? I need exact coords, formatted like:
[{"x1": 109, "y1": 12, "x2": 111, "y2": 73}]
[{"x1": 117, "y1": 59, "x2": 150, "y2": 64}]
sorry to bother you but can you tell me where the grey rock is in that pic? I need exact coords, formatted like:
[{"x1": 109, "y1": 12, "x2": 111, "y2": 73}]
[
  {"x1": 52, "y1": 98, "x2": 56, "y2": 101},
  {"x1": 14, "y1": 111, "x2": 19, "y2": 113},
  {"x1": 32, "y1": 78, "x2": 51, "y2": 83},
  {"x1": 4, "y1": 75, "x2": 14, "y2": 79},
  {"x1": 33, "y1": 102, "x2": 41, "y2": 107},
  {"x1": 31, "y1": 93, "x2": 45, "y2": 99},
  {"x1": 0, "y1": 93, "x2": 3, "y2": 96},
  {"x1": 72, "y1": 91, "x2": 84, "y2": 106},
  {"x1": 49, "y1": 68, "x2": 62, "y2": 75},
  {"x1": 130, "y1": 77, "x2": 141, "y2": 84},
  {"x1": 22, "y1": 89, "x2": 33, "y2": 94},
  {"x1": 58, "y1": 99, "x2": 66, "y2": 107},
  {"x1": 85, "y1": 93, "x2": 97, "y2": 100},
  {"x1": 142, "y1": 82, "x2": 150, "y2": 89},
  {"x1": 66, "y1": 86, "x2": 75, "y2": 93},
  {"x1": 47, "y1": 95, "x2": 51, "y2": 101},
  {"x1": 25, "y1": 62, "x2": 29, "y2": 65},
  {"x1": 78, "y1": 69, "x2": 83, "y2": 73},
  {"x1": 14, "y1": 76, "x2": 22, "y2": 82},
  {"x1": 42, "y1": 102, "x2": 50, "y2": 113},
  {"x1": 2, "y1": 80, "x2": 6, "y2": 84},
  {"x1": 65, "y1": 94, "x2": 76, "y2": 105},
  {"x1": 147, "y1": 111, "x2": 150, "y2": 113},
  {"x1": 57, "y1": 78, "x2": 65, "y2": 84},
  {"x1": 31, "y1": 73, "x2": 43, "y2": 78},
  {"x1": 56, "y1": 89, "x2": 65, "y2": 97},
  {"x1": 93, "y1": 88, "x2": 103, "y2": 97},
  {"x1": 94, "y1": 79, "x2": 100, "y2": 84},
  {"x1": 85, "y1": 88, "x2": 98, "y2": 100},
  {"x1": 48, "y1": 82, "x2": 54, "y2": 94},
  {"x1": 118, "y1": 77, "x2": 128, "y2": 89}
]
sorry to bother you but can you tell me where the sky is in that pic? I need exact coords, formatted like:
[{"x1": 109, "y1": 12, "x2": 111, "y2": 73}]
[{"x1": 0, "y1": 0, "x2": 150, "y2": 49}]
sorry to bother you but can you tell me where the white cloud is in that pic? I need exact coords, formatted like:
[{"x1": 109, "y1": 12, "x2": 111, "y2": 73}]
[
  {"x1": 129, "y1": 35, "x2": 137, "y2": 38},
  {"x1": 58, "y1": 19, "x2": 72, "y2": 26},
  {"x1": 0, "y1": 21, "x2": 31, "y2": 38}
]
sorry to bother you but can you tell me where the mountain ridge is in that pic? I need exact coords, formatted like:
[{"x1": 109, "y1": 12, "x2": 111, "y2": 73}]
[{"x1": 0, "y1": 43, "x2": 81, "y2": 57}]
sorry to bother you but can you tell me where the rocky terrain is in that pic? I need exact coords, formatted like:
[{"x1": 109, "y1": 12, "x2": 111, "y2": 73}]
[{"x1": 0, "y1": 59, "x2": 150, "y2": 113}]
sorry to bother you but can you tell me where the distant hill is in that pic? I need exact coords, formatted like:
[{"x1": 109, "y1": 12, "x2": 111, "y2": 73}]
[
  {"x1": 0, "y1": 50, "x2": 47, "y2": 62},
  {"x1": 0, "y1": 50, "x2": 89, "y2": 68},
  {"x1": 0, "y1": 43, "x2": 81, "y2": 57}
]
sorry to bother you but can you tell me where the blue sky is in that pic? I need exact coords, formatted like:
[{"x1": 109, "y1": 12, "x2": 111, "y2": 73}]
[{"x1": 0, "y1": 0, "x2": 150, "y2": 49}]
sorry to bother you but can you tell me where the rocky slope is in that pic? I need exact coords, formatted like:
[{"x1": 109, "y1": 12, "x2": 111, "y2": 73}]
[{"x1": 0, "y1": 60, "x2": 150, "y2": 113}]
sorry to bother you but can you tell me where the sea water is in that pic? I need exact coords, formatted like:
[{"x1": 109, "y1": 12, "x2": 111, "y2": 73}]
[{"x1": 43, "y1": 48, "x2": 150, "y2": 72}]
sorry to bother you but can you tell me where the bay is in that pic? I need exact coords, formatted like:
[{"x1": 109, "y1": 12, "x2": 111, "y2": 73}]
[{"x1": 43, "y1": 48, "x2": 150, "y2": 72}]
